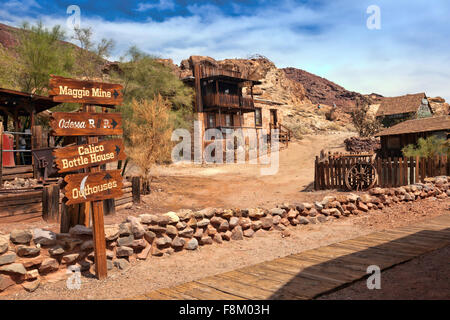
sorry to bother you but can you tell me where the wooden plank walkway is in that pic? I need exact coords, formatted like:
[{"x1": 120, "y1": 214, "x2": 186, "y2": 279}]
[{"x1": 136, "y1": 214, "x2": 450, "y2": 300}]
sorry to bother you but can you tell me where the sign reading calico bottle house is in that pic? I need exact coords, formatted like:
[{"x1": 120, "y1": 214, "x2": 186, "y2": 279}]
[{"x1": 49, "y1": 76, "x2": 126, "y2": 280}]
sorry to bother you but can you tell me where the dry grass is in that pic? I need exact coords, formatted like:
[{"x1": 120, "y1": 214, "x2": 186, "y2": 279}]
[{"x1": 126, "y1": 95, "x2": 173, "y2": 185}]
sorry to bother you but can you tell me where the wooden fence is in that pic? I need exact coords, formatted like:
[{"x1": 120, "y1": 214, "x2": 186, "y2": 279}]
[
  {"x1": 0, "y1": 177, "x2": 141, "y2": 225},
  {"x1": 314, "y1": 154, "x2": 450, "y2": 190}
]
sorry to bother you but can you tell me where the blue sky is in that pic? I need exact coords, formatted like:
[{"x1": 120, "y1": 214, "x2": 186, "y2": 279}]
[{"x1": 1, "y1": 0, "x2": 449, "y2": 101}]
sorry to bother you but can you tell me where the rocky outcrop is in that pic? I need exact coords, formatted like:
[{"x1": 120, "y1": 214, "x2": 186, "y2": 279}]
[
  {"x1": 283, "y1": 67, "x2": 368, "y2": 111},
  {"x1": 428, "y1": 97, "x2": 449, "y2": 116},
  {"x1": 0, "y1": 23, "x2": 19, "y2": 49}
]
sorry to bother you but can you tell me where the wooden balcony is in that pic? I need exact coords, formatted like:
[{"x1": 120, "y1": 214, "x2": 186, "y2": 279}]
[
  {"x1": 203, "y1": 93, "x2": 254, "y2": 111},
  {"x1": 200, "y1": 65, "x2": 241, "y2": 79}
]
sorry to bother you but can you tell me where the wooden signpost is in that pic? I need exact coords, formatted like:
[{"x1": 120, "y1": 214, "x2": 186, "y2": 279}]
[{"x1": 50, "y1": 76, "x2": 125, "y2": 280}]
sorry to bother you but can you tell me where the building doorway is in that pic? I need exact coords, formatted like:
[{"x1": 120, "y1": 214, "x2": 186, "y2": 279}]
[{"x1": 270, "y1": 109, "x2": 278, "y2": 128}]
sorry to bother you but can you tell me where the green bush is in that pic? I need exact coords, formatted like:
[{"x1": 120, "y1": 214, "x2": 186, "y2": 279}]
[{"x1": 402, "y1": 135, "x2": 449, "y2": 158}]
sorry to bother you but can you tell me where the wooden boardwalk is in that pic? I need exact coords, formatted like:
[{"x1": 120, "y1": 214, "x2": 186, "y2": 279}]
[{"x1": 136, "y1": 214, "x2": 450, "y2": 300}]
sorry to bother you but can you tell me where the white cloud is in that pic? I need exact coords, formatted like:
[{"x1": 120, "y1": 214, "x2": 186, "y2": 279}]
[
  {"x1": 0, "y1": 0, "x2": 449, "y2": 101},
  {"x1": 136, "y1": 0, "x2": 175, "y2": 12}
]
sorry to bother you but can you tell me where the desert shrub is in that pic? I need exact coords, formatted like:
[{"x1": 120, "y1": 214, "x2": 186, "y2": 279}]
[
  {"x1": 402, "y1": 136, "x2": 449, "y2": 158},
  {"x1": 350, "y1": 98, "x2": 383, "y2": 137},
  {"x1": 326, "y1": 122, "x2": 342, "y2": 131},
  {"x1": 287, "y1": 123, "x2": 307, "y2": 140},
  {"x1": 125, "y1": 96, "x2": 173, "y2": 192}
]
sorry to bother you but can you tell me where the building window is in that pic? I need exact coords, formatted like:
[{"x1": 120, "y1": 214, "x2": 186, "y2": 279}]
[
  {"x1": 255, "y1": 108, "x2": 262, "y2": 127},
  {"x1": 207, "y1": 113, "x2": 216, "y2": 128},
  {"x1": 387, "y1": 136, "x2": 401, "y2": 149},
  {"x1": 225, "y1": 114, "x2": 233, "y2": 127}
]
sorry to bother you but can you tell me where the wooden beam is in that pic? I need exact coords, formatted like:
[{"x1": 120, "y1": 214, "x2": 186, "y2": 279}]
[
  {"x1": 193, "y1": 64, "x2": 203, "y2": 112},
  {"x1": 0, "y1": 121, "x2": 3, "y2": 187}
]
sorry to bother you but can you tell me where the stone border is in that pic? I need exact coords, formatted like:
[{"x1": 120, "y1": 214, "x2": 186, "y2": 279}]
[{"x1": 1, "y1": 176, "x2": 449, "y2": 294}]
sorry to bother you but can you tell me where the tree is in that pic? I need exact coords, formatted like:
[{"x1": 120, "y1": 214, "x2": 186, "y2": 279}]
[
  {"x1": 16, "y1": 21, "x2": 74, "y2": 94},
  {"x1": 0, "y1": 44, "x2": 20, "y2": 89},
  {"x1": 126, "y1": 96, "x2": 173, "y2": 192},
  {"x1": 113, "y1": 46, "x2": 193, "y2": 112},
  {"x1": 71, "y1": 27, "x2": 115, "y2": 80},
  {"x1": 402, "y1": 136, "x2": 449, "y2": 158},
  {"x1": 350, "y1": 97, "x2": 383, "y2": 137}
]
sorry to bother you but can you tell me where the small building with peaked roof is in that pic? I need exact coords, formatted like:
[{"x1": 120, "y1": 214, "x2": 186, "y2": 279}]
[
  {"x1": 375, "y1": 115, "x2": 450, "y2": 158},
  {"x1": 376, "y1": 93, "x2": 433, "y2": 127}
]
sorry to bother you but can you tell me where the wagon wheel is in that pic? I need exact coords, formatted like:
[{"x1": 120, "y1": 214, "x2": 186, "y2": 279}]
[{"x1": 345, "y1": 162, "x2": 378, "y2": 191}]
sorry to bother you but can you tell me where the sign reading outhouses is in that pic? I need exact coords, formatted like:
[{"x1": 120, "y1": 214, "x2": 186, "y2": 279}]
[
  {"x1": 49, "y1": 75, "x2": 123, "y2": 106},
  {"x1": 63, "y1": 170, "x2": 124, "y2": 205},
  {"x1": 49, "y1": 76, "x2": 126, "y2": 280}
]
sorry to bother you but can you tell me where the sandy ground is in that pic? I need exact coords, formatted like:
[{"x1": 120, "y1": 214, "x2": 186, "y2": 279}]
[{"x1": 1, "y1": 197, "x2": 448, "y2": 300}]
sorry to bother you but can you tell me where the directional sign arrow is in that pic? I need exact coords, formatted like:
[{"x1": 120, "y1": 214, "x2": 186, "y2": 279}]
[
  {"x1": 113, "y1": 89, "x2": 119, "y2": 99},
  {"x1": 111, "y1": 119, "x2": 118, "y2": 129},
  {"x1": 115, "y1": 145, "x2": 121, "y2": 156},
  {"x1": 103, "y1": 173, "x2": 113, "y2": 180}
]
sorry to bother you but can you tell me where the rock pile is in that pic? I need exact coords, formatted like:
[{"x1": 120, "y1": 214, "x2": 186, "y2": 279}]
[
  {"x1": 344, "y1": 137, "x2": 381, "y2": 153},
  {"x1": 2, "y1": 178, "x2": 39, "y2": 189},
  {"x1": 0, "y1": 176, "x2": 448, "y2": 294}
]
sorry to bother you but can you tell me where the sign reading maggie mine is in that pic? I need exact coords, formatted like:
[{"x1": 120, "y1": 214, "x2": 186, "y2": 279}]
[
  {"x1": 54, "y1": 139, "x2": 126, "y2": 173},
  {"x1": 49, "y1": 75, "x2": 123, "y2": 105},
  {"x1": 50, "y1": 112, "x2": 123, "y2": 136},
  {"x1": 64, "y1": 170, "x2": 123, "y2": 205}
]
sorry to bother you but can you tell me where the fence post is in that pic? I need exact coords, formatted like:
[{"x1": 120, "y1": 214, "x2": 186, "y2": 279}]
[
  {"x1": 0, "y1": 121, "x2": 2, "y2": 188},
  {"x1": 314, "y1": 156, "x2": 318, "y2": 190},
  {"x1": 42, "y1": 184, "x2": 60, "y2": 222},
  {"x1": 132, "y1": 176, "x2": 141, "y2": 204}
]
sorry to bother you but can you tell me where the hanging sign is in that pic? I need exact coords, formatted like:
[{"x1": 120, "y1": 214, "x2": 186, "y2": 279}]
[
  {"x1": 50, "y1": 112, "x2": 123, "y2": 136},
  {"x1": 53, "y1": 139, "x2": 126, "y2": 173},
  {"x1": 63, "y1": 170, "x2": 123, "y2": 205},
  {"x1": 49, "y1": 75, "x2": 123, "y2": 106}
]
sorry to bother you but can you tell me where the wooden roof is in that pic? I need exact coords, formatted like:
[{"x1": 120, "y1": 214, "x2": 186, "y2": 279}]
[
  {"x1": 0, "y1": 87, "x2": 60, "y2": 115},
  {"x1": 376, "y1": 93, "x2": 426, "y2": 117},
  {"x1": 375, "y1": 115, "x2": 450, "y2": 137}
]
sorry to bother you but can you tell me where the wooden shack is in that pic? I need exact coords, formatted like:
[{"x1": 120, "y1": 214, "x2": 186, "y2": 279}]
[
  {"x1": 375, "y1": 115, "x2": 450, "y2": 158},
  {"x1": 0, "y1": 87, "x2": 140, "y2": 225},
  {"x1": 376, "y1": 93, "x2": 433, "y2": 127},
  {"x1": 0, "y1": 87, "x2": 61, "y2": 183}
]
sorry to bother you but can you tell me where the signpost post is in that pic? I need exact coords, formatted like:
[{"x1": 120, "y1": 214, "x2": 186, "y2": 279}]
[{"x1": 50, "y1": 76, "x2": 125, "y2": 280}]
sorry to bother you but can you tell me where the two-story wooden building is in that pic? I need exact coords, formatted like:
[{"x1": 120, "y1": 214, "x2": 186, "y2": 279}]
[{"x1": 182, "y1": 60, "x2": 290, "y2": 162}]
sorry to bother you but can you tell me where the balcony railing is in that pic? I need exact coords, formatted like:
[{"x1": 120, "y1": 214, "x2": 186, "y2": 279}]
[
  {"x1": 200, "y1": 65, "x2": 241, "y2": 79},
  {"x1": 203, "y1": 93, "x2": 254, "y2": 110}
]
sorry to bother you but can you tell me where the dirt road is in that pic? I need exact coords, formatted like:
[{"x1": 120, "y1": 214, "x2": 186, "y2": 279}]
[{"x1": 138, "y1": 132, "x2": 354, "y2": 214}]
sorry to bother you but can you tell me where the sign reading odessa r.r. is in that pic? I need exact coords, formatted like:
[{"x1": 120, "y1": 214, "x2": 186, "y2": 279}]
[{"x1": 50, "y1": 112, "x2": 123, "y2": 136}]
